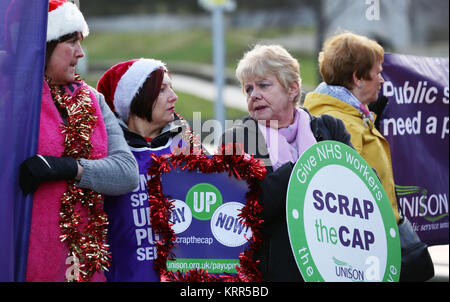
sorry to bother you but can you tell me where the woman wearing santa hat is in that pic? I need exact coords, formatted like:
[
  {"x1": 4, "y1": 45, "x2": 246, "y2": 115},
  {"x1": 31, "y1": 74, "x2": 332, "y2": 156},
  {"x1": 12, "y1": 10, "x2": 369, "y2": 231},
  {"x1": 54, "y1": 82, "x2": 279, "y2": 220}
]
[
  {"x1": 18, "y1": 0, "x2": 139, "y2": 282},
  {"x1": 96, "y1": 58, "x2": 196, "y2": 281}
]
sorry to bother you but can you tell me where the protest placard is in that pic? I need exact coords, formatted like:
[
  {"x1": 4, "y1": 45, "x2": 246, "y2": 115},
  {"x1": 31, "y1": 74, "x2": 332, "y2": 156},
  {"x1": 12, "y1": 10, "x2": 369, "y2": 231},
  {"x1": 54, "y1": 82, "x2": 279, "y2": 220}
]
[{"x1": 287, "y1": 141, "x2": 401, "y2": 282}]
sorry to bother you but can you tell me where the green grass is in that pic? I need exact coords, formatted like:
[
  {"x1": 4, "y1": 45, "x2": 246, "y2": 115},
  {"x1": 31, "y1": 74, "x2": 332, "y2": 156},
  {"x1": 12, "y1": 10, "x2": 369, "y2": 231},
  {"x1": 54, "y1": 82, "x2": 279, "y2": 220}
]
[
  {"x1": 83, "y1": 27, "x2": 318, "y2": 87},
  {"x1": 82, "y1": 26, "x2": 316, "y2": 124},
  {"x1": 85, "y1": 30, "x2": 214, "y2": 64}
]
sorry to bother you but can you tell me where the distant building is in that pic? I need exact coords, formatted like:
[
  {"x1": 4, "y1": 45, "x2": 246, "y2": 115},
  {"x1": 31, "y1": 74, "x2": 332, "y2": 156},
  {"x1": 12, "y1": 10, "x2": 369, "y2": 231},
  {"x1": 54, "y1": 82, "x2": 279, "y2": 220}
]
[{"x1": 323, "y1": 0, "x2": 449, "y2": 57}]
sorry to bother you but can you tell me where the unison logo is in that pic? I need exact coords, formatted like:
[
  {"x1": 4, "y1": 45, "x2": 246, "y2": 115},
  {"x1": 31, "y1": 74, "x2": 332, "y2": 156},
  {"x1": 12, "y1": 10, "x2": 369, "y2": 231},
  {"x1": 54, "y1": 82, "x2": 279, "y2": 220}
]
[
  {"x1": 396, "y1": 185, "x2": 449, "y2": 222},
  {"x1": 333, "y1": 257, "x2": 365, "y2": 282}
]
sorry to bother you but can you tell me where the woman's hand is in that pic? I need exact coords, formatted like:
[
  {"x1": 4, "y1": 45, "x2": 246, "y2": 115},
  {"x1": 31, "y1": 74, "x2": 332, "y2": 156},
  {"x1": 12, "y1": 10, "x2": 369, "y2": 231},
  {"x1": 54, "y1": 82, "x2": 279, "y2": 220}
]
[{"x1": 19, "y1": 155, "x2": 78, "y2": 195}]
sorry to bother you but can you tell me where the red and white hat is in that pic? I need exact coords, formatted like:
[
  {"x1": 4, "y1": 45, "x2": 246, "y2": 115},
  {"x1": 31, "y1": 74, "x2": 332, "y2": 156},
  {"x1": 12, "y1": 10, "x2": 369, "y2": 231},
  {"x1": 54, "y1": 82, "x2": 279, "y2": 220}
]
[
  {"x1": 97, "y1": 58, "x2": 166, "y2": 122},
  {"x1": 47, "y1": 0, "x2": 89, "y2": 42}
]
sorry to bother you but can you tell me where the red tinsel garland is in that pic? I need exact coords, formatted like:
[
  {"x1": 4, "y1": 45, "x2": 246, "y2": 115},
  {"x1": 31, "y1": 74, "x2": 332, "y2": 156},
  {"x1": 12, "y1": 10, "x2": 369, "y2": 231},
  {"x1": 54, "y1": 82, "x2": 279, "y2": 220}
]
[
  {"x1": 47, "y1": 75, "x2": 110, "y2": 282},
  {"x1": 147, "y1": 143, "x2": 266, "y2": 282}
]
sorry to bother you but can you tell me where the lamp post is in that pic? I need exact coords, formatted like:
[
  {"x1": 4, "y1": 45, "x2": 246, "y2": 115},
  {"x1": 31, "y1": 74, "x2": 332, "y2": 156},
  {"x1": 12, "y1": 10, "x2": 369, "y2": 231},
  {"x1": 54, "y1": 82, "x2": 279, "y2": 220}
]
[{"x1": 198, "y1": 0, "x2": 236, "y2": 130}]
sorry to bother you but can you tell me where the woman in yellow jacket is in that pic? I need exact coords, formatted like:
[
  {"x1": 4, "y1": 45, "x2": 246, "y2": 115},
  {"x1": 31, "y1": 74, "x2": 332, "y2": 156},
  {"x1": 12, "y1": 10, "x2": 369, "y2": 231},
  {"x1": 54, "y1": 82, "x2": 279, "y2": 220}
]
[{"x1": 303, "y1": 31, "x2": 401, "y2": 223}]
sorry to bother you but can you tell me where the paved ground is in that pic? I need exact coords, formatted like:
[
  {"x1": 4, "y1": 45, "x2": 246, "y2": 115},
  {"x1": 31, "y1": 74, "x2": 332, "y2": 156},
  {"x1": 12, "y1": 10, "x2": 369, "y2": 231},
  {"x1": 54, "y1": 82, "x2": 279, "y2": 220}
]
[
  {"x1": 428, "y1": 244, "x2": 449, "y2": 282},
  {"x1": 171, "y1": 73, "x2": 247, "y2": 112}
]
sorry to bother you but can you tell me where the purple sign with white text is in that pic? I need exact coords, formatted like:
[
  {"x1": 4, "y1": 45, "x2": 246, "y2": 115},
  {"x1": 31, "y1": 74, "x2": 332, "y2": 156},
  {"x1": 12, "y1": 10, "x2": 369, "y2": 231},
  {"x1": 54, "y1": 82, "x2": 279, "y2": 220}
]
[
  {"x1": 161, "y1": 169, "x2": 251, "y2": 275},
  {"x1": 380, "y1": 53, "x2": 449, "y2": 246}
]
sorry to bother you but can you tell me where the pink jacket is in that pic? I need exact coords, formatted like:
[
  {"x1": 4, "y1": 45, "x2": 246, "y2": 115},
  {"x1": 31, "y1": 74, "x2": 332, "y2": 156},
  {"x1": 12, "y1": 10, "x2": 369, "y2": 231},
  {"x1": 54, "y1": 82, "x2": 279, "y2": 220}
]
[{"x1": 26, "y1": 81, "x2": 108, "y2": 282}]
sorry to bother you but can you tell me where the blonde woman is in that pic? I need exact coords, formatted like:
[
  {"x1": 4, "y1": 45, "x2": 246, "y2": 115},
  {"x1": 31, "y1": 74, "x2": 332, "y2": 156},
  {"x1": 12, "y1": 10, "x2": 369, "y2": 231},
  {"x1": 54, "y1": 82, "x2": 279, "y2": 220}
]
[{"x1": 221, "y1": 44, "x2": 353, "y2": 281}]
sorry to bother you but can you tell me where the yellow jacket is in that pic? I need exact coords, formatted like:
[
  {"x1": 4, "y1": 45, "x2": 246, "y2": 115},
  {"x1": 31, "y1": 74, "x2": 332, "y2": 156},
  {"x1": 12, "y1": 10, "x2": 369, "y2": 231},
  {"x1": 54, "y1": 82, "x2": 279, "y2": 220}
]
[{"x1": 304, "y1": 92, "x2": 401, "y2": 223}]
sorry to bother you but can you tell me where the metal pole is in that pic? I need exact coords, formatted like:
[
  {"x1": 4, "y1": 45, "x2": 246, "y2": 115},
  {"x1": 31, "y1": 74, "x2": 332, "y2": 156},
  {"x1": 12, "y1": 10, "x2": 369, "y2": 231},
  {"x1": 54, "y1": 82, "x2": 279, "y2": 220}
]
[{"x1": 212, "y1": 7, "x2": 225, "y2": 130}]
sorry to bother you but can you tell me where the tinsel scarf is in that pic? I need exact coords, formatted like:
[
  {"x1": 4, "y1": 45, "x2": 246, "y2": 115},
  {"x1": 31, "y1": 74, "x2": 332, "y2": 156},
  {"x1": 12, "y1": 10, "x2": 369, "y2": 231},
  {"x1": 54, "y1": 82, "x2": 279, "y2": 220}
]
[
  {"x1": 50, "y1": 76, "x2": 110, "y2": 281},
  {"x1": 26, "y1": 76, "x2": 108, "y2": 282}
]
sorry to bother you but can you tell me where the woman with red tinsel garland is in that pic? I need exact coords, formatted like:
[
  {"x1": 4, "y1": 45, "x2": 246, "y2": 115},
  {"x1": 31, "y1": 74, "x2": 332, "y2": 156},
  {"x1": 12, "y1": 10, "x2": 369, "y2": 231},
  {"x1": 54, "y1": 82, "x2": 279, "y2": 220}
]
[
  {"x1": 18, "y1": 0, "x2": 139, "y2": 282},
  {"x1": 97, "y1": 58, "x2": 196, "y2": 282}
]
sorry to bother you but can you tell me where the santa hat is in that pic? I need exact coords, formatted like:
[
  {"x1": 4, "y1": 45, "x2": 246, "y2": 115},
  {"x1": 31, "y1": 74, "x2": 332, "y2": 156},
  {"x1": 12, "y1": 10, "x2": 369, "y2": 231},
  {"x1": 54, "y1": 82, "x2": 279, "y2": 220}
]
[
  {"x1": 97, "y1": 58, "x2": 166, "y2": 122},
  {"x1": 47, "y1": 0, "x2": 89, "y2": 42}
]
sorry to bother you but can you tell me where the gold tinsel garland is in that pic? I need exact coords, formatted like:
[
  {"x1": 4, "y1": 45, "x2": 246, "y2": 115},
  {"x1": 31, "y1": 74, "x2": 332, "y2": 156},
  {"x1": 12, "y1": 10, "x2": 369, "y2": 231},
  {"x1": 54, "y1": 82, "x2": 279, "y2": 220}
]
[{"x1": 47, "y1": 75, "x2": 110, "y2": 282}]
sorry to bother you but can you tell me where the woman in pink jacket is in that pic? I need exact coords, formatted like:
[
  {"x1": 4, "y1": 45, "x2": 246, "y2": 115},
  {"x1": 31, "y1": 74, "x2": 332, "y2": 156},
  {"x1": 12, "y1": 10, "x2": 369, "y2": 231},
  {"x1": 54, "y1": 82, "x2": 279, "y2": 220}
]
[{"x1": 18, "y1": 0, "x2": 138, "y2": 282}]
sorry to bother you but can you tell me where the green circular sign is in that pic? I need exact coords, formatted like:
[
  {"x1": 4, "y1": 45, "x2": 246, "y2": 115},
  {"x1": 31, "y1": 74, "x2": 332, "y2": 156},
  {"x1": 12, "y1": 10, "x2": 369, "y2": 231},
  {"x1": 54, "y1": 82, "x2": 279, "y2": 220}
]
[
  {"x1": 185, "y1": 183, "x2": 223, "y2": 220},
  {"x1": 286, "y1": 141, "x2": 401, "y2": 282}
]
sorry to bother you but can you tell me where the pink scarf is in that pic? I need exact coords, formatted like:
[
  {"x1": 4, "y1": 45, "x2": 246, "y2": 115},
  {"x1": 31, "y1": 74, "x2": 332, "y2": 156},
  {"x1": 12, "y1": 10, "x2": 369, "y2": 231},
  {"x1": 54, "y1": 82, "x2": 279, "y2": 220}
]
[
  {"x1": 258, "y1": 108, "x2": 317, "y2": 171},
  {"x1": 26, "y1": 80, "x2": 108, "y2": 282}
]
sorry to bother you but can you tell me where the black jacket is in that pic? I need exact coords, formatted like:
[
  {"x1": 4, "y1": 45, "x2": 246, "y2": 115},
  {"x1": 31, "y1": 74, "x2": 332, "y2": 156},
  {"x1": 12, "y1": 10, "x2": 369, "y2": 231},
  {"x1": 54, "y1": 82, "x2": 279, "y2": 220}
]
[
  {"x1": 221, "y1": 109, "x2": 353, "y2": 281},
  {"x1": 118, "y1": 115, "x2": 185, "y2": 149}
]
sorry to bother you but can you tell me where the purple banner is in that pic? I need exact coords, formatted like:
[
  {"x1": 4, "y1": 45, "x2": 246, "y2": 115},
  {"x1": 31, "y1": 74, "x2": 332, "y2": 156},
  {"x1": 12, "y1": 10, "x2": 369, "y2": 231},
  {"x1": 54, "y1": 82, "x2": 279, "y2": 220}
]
[
  {"x1": 380, "y1": 53, "x2": 449, "y2": 246},
  {"x1": 161, "y1": 169, "x2": 251, "y2": 275},
  {"x1": 0, "y1": 0, "x2": 48, "y2": 281}
]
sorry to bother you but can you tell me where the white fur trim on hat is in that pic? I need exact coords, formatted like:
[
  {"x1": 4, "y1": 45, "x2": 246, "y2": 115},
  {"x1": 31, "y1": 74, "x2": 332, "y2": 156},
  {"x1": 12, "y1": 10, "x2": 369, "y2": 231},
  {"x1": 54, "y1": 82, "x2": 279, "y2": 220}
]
[
  {"x1": 114, "y1": 58, "x2": 166, "y2": 122},
  {"x1": 47, "y1": 2, "x2": 89, "y2": 42}
]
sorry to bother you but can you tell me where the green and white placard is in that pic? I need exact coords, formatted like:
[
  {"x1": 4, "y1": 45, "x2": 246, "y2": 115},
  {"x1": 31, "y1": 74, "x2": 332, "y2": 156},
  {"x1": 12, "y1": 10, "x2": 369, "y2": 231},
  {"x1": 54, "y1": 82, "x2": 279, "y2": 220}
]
[{"x1": 286, "y1": 141, "x2": 401, "y2": 282}]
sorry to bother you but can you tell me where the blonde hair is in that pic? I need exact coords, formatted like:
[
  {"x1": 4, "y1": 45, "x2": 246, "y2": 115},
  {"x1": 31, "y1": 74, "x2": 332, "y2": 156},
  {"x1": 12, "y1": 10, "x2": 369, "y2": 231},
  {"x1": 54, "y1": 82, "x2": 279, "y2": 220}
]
[
  {"x1": 318, "y1": 31, "x2": 384, "y2": 90},
  {"x1": 236, "y1": 44, "x2": 302, "y2": 104}
]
